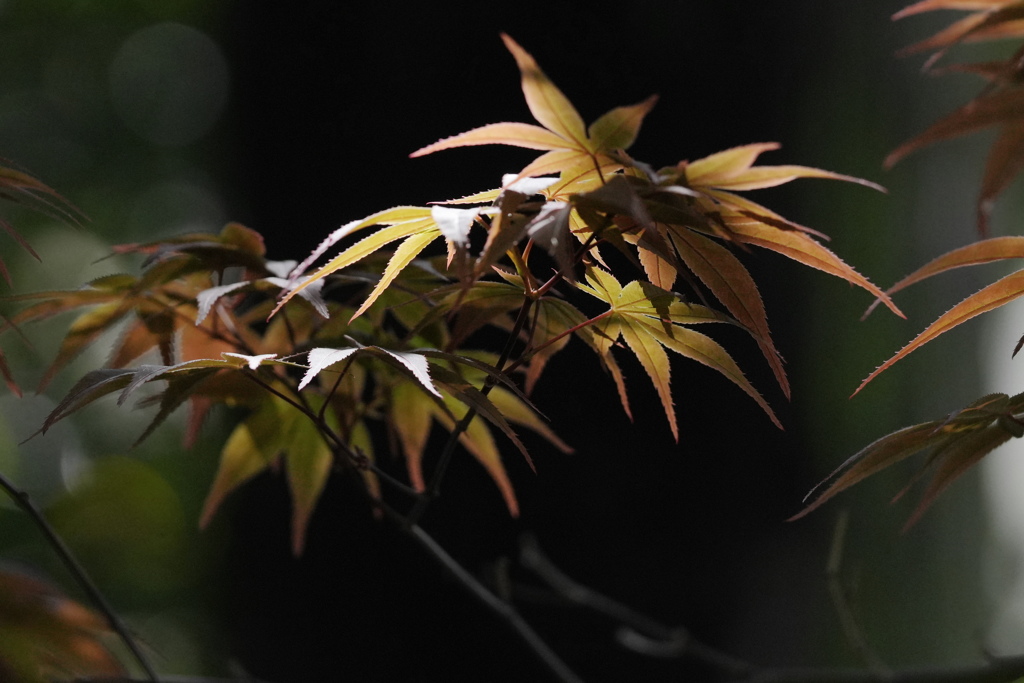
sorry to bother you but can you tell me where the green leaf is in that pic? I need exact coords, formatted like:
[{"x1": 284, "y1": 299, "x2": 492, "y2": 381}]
[
  {"x1": 200, "y1": 396, "x2": 291, "y2": 529},
  {"x1": 286, "y1": 414, "x2": 334, "y2": 555}
]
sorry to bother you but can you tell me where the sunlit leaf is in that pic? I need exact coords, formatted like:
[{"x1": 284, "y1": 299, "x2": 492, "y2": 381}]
[
  {"x1": 587, "y1": 95, "x2": 659, "y2": 153},
  {"x1": 200, "y1": 397, "x2": 290, "y2": 528},
  {"x1": 499, "y1": 33, "x2": 588, "y2": 148},
  {"x1": 410, "y1": 122, "x2": 569, "y2": 157},
  {"x1": 855, "y1": 268, "x2": 1024, "y2": 394},
  {"x1": 576, "y1": 268, "x2": 778, "y2": 436},
  {"x1": 718, "y1": 218, "x2": 904, "y2": 317}
]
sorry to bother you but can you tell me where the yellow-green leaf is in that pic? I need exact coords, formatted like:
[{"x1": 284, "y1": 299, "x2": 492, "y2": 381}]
[
  {"x1": 200, "y1": 397, "x2": 290, "y2": 528},
  {"x1": 410, "y1": 122, "x2": 569, "y2": 157},
  {"x1": 349, "y1": 228, "x2": 441, "y2": 321},
  {"x1": 684, "y1": 143, "x2": 781, "y2": 187},
  {"x1": 587, "y1": 95, "x2": 659, "y2": 153},
  {"x1": 500, "y1": 34, "x2": 588, "y2": 149},
  {"x1": 286, "y1": 416, "x2": 334, "y2": 555}
]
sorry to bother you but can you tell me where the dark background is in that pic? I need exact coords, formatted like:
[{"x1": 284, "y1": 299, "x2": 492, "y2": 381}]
[
  {"x1": 0, "y1": 1, "x2": 1004, "y2": 681},
  {"x1": 216, "y1": 3, "x2": 930, "y2": 681}
]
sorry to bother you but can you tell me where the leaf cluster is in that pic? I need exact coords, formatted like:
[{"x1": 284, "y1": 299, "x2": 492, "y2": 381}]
[
  {"x1": 2, "y1": 35, "x2": 900, "y2": 553},
  {"x1": 802, "y1": 2, "x2": 1024, "y2": 524},
  {"x1": 0, "y1": 569, "x2": 122, "y2": 682}
]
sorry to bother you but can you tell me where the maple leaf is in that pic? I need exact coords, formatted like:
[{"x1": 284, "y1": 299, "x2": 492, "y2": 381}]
[
  {"x1": 855, "y1": 236, "x2": 1024, "y2": 393},
  {"x1": 0, "y1": 161, "x2": 84, "y2": 286},
  {"x1": 891, "y1": 1, "x2": 1024, "y2": 233},
  {"x1": 410, "y1": 34, "x2": 658, "y2": 182},
  {"x1": 792, "y1": 392, "x2": 1024, "y2": 530},
  {"x1": 575, "y1": 267, "x2": 781, "y2": 439}
]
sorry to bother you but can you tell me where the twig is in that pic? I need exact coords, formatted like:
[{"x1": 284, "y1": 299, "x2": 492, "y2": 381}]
[
  {"x1": 734, "y1": 654, "x2": 1024, "y2": 683},
  {"x1": 405, "y1": 296, "x2": 534, "y2": 526},
  {"x1": 519, "y1": 533, "x2": 753, "y2": 676},
  {"x1": 0, "y1": 471, "x2": 160, "y2": 682},
  {"x1": 406, "y1": 522, "x2": 583, "y2": 683},
  {"x1": 826, "y1": 510, "x2": 889, "y2": 674}
]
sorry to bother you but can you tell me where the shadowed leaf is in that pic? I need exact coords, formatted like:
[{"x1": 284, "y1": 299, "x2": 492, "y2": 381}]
[{"x1": 793, "y1": 393, "x2": 1024, "y2": 527}]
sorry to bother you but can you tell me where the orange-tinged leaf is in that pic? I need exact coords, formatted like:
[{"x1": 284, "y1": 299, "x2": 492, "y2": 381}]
[
  {"x1": 792, "y1": 392, "x2": 1024, "y2": 525},
  {"x1": 895, "y1": 0, "x2": 1012, "y2": 19},
  {"x1": 902, "y1": 422, "x2": 1013, "y2": 529},
  {"x1": 886, "y1": 235, "x2": 1024, "y2": 298},
  {"x1": 668, "y1": 227, "x2": 789, "y2": 398},
  {"x1": 410, "y1": 122, "x2": 570, "y2": 157},
  {"x1": 791, "y1": 423, "x2": 950, "y2": 521},
  {"x1": 885, "y1": 89, "x2": 1024, "y2": 168},
  {"x1": 516, "y1": 149, "x2": 592, "y2": 179},
  {"x1": 720, "y1": 218, "x2": 904, "y2": 317},
  {"x1": 500, "y1": 34, "x2": 588, "y2": 149},
  {"x1": 979, "y1": 119, "x2": 1024, "y2": 232},
  {"x1": 637, "y1": 244, "x2": 678, "y2": 290},
  {"x1": 587, "y1": 95, "x2": 659, "y2": 152},
  {"x1": 684, "y1": 143, "x2": 781, "y2": 186},
  {"x1": 897, "y1": 10, "x2": 992, "y2": 55},
  {"x1": 699, "y1": 164, "x2": 886, "y2": 193},
  {"x1": 855, "y1": 268, "x2": 1024, "y2": 394}
]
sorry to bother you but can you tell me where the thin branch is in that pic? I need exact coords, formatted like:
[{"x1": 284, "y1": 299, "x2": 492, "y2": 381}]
[
  {"x1": 239, "y1": 370, "x2": 419, "y2": 498},
  {"x1": 519, "y1": 533, "x2": 753, "y2": 676},
  {"x1": 406, "y1": 523, "x2": 583, "y2": 683},
  {"x1": 405, "y1": 295, "x2": 534, "y2": 526},
  {"x1": 826, "y1": 510, "x2": 889, "y2": 674},
  {"x1": 0, "y1": 472, "x2": 160, "y2": 682},
  {"x1": 734, "y1": 655, "x2": 1024, "y2": 683}
]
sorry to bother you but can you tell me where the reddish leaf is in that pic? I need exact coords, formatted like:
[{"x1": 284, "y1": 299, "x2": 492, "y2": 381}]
[{"x1": 855, "y1": 268, "x2": 1024, "y2": 395}]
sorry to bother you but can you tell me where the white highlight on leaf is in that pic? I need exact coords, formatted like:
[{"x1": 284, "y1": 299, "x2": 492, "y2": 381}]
[
  {"x1": 265, "y1": 260, "x2": 298, "y2": 278},
  {"x1": 299, "y1": 347, "x2": 359, "y2": 390},
  {"x1": 195, "y1": 281, "x2": 249, "y2": 324},
  {"x1": 299, "y1": 346, "x2": 441, "y2": 398},
  {"x1": 223, "y1": 352, "x2": 278, "y2": 370},
  {"x1": 526, "y1": 201, "x2": 572, "y2": 247},
  {"x1": 431, "y1": 206, "x2": 479, "y2": 248},
  {"x1": 377, "y1": 349, "x2": 442, "y2": 398},
  {"x1": 288, "y1": 218, "x2": 363, "y2": 280},
  {"x1": 501, "y1": 174, "x2": 558, "y2": 195},
  {"x1": 266, "y1": 276, "x2": 328, "y2": 318}
]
